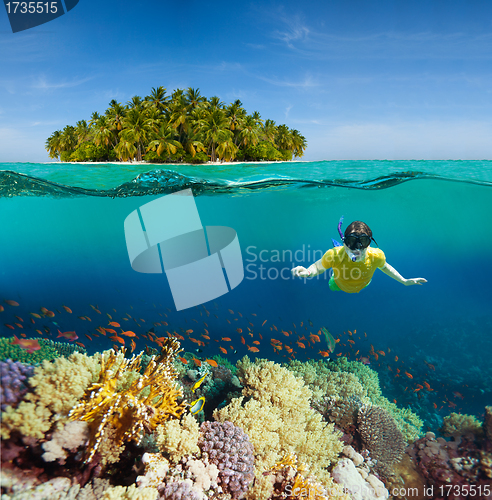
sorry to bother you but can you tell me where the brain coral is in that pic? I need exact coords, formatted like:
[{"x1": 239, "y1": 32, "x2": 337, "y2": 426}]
[
  {"x1": 199, "y1": 420, "x2": 255, "y2": 499},
  {"x1": 358, "y1": 405, "x2": 406, "y2": 476},
  {"x1": 214, "y1": 357, "x2": 344, "y2": 500}
]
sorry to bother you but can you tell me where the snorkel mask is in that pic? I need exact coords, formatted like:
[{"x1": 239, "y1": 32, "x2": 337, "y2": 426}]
[{"x1": 335, "y1": 217, "x2": 378, "y2": 262}]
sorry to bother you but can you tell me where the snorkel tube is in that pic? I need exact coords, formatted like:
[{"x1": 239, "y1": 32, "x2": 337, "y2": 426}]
[{"x1": 335, "y1": 216, "x2": 357, "y2": 262}]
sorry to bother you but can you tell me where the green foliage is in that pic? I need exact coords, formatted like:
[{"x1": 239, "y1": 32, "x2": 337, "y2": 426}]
[
  {"x1": 69, "y1": 142, "x2": 113, "y2": 162},
  {"x1": 46, "y1": 86, "x2": 307, "y2": 163},
  {"x1": 183, "y1": 152, "x2": 209, "y2": 164}
]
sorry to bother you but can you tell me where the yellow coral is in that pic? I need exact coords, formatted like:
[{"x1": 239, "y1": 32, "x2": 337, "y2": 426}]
[
  {"x1": 101, "y1": 484, "x2": 158, "y2": 500},
  {"x1": 155, "y1": 413, "x2": 200, "y2": 463},
  {"x1": 69, "y1": 340, "x2": 187, "y2": 463},
  {"x1": 214, "y1": 357, "x2": 344, "y2": 500},
  {"x1": 0, "y1": 352, "x2": 100, "y2": 440},
  {"x1": 440, "y1": 412, "x2": 484, "y2": 438}
]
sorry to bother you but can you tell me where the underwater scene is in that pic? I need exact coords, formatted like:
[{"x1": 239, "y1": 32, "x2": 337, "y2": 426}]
[{"x1": 1, "y1": 160, "x2": 492, "y2": 499}]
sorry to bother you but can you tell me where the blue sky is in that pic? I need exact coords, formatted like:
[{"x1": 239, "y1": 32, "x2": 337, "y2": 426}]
[{"x1": 1, "y1": 0, "x2": 492, "y2": 161}]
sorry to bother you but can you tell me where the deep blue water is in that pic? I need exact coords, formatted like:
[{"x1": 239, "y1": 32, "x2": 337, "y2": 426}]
[{"x1": 1, "y1": 160, "x2": 491, "y2": 431}]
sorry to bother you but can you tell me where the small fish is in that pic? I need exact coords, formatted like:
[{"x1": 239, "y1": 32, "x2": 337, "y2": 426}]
[
  {"x1": 0, "y1": 305, "x2": 4, "y2": 312},
  {"x1": 62, "y1": 305, "x2": 72, "y2": 313},
  {"x1": 236, "y1": 328, "x2": 242, "y2": 334},
  {"x1": 309, "y1": 334, "x2": 320, "y2": 343},
  {"x1": 186, "y1": 329, "x2": 193, "y2": 334},
  {"x1": 11, "y1": 335, "x2": 41, "y2": 353},
  {"x1": 318, "y1": 350, "x2": 330, "y2": 357},
  {"x1": 404, "y1": 371, "x2": 413, "y2": 379},
  {"x1": 30, "y1": 312, "x2": 42, "y2": 318},
  {"x1": 192, "y1": 373, "x2": 208, "y2": 391},
  {"x1": 120, "y1": 330, "x2": 137, "y2": 337},
  {"x1": 262, "y1": 320, "x2": 267, "y2": 326},
  {"x1": 110, "y1": 335, "x2": 125, "y2": 344},
  {"x1": 394, "y1": 356, "x2": 398, "y2": 362},
  {"x1": 241, "y1": 336, "x2": 245, "y2": 344},
  {"x1": 189, "y1": 396, "x2": 205, "y2": 415},
  {"x1": 4, "y1": 300, "x2": 20, "y2": 306},
  {"x1": 179, "y1": 356, "x2": 188, "y2": 364},
  {"x1": 452, "y1": 391, "x2": 464, "y2": 399},
  {"x1": 57, "y1": 330, "x2": 78, "y2": 341},
  {"x1": 75, "y1": 342, "x2": 85, "y2": 348},
  {"x1": 253, "y1": 340, "x2": 261, "y2": 345},
  {"x1": 424, "y1": 381, "x2": 432, "y2": 391},
  {"x1": 205, "y1": 359, "x2": 218, "y2": 368},
  {"x1": 193, "y1": 357, "x2": 202, "y2": 367},
  {"x1": 108, "y1": 322, "x2": 120, "y2": 328},
  {"x1": 130, "y1": 339, "x2": 137, "y2": 353},
  {"x1": 296, "y1": 341, "x2": 306, "y2": 349},
  {"x1": 247, "y1": 346, "x2": 260, "y2": 352},
  {"x1": 433, "y1": 403, "x2": 438, "y2": 409},
  {"x1": 45, "y1": 311, "x2": 55, "y2": 318},
  {"x1": 105, "y1": 328, "x2": 117, "y2": 334},
  {"x1": 359, "y1": 356, "x2": 370, "y2": 365},
  {"x1": 219, "y1": 347, "x2": 227, "y2": 354},
  {"x1": 195, "y1": 348, "x2": 203, "y2": 353},
  {"x1": 78, "y1": 316, "x2": 86, "y2": 320},
  {"x1": 221, "y1": 337, "x2": 232, "y2": 342}
]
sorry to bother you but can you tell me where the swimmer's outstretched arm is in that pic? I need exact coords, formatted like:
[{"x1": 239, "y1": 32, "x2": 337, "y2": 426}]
[
  {"x1": 379, "y1": 262, "x2": 427, "y2": 286},
  {"x1": 291, "y1": 259, "x2": 327, "y2": 278}
]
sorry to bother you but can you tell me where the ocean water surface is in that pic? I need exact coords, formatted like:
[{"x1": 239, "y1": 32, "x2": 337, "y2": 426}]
[{"x1": 1, "y1": 159, "x2": 491, "y2": 431}]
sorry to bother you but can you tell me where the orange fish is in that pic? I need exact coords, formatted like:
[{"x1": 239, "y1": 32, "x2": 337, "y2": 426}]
[
  {"x1": 4, "y1": 300, "x2": 20, "y2": 306},
  {"x1": 282, "y1": 331, "x2": 290, "y2": 337},
  {"x1": 108, "y1": 322, "x2": 120, "y2": 328},
  {"x1": 241, "y1": 336, "x2": 245, "y2": 345},
  {"x1": 348, "y1": 339, "x2": 355, "y2": 345},
  {"x1": 319, "y1": 350, "x2": 330, "y2": 357},
  {"x1": 221, "y1": 337, "x2": 232, "y2": 342},
  {"x1": 433, "y1": 403, "x2": 438, "y2": 409},
  {"x1": 236, "y1": 328, "x2": 242, "y2": 334},
  {"x1": 11, "y1": 335, "x2": 40, "y2": 352},
  {"x1": 205, "y1": 359, "x2": 218, "y2": 367},
  {"x1": 270, "y1": 339, "x2": 281, "y2": 344},
  {"x1": 296, "y1": 341, "x2": 306, "y2": 349},
  {"x1": 0, "y1": 305, "x2": 4, "y2": 312},
  {"x1": 110, "y1": 335, "x2": 125, "y2": 344},
  {"x1": 404, "y1": 372, "x2": 413, "y2": 379},
  {"x1": 262, "y1": 320, "x2": 267, "y2": 326},
  {"x1": 285, "y1": 346, "x2": 293, "y2": 353},
  {"x1": 253, "y1": 340, "x2": 260, "y2": 345},
  {"x1": 45, "y1": 311, "x2": 55, "y2": 318},
  {"x1": 130, "y1": 339, "x2": 136, "y2": 353},
  {"x1": 394, "y1": 356, "x2": 398, "y2": 362},
  {"x1": 193, "y1": 357, "x2": 202, "y2": 367},
  {"x1": 424, "y1": 381, "x2": 432, "y2": 391},
  {"x1": 228, "y1": 309, "x2": 234, "y2": 314},
  {"x1": 376, "y1": 350, "x2": 385, "y2": 356},
  {"x1": 84, "y1": 334, "x2": 92, "y2": 341},
  {"x1": 30, "y1": 312, "x2": 41, "y2": 319},
  {"x1": 121, "y1": 330, "x2": 137, "y2": 337},
  {"x1": 57, "y1": 330, "x2": 78, "y2": 341},
  {"x1": 309, "y1": 334, "x2": 320, "y2": 343},
  {"x1": 219, "y1": 347, "x2": 227, "y2": 354},
  {"x1": 247, "y1": 346, "x2": 260, "y2": 352},
  {"x1": 62, "y1": 305, "x2": 72, "y2": 313},
  {"x1": 75, "y1": 342, "x2": 85, "y2": 348},
  {"x1": 186, "y1": 329, "x2": 193, "y2": 334},
  {"x1": 14, "y1": 323, "x2": 23, "y2": 329},
  {"x1": 393, "y1": 399, "x2": 397, "y2": 404},
  {"x1": 201, "y1": 335, "x2": 210, "y2": 340},
  {"x1": 179, "y1": 357, "x2": 188, "y2": 364}
]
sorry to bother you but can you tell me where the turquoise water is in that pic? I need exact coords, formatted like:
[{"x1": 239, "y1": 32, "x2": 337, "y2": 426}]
[{"x1": 1, "y1": 160, "x2": 491, "y2": 431}]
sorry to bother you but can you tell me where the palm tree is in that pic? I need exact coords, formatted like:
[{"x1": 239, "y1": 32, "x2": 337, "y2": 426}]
[
  {"x1": 195, "y1": 109, "x2": 232, "y2": 162},
  {"x1": 59, "y1": 125, "x2": 77, "y2": 152},
  {"x1": 75, "y1": 120, "x2": 91, "y2": 145},
  {"x1": 106, "y1": 100, "x2": 126, "y2": 135},
  {"x1": 93, "y1": 116, "x2": 113, "y2": 156},
  {"x1": 238, "y1": 115, "x2": 261, "y2": 148},
  {"x1": 186, "y1": 87, "x2": 206, "y2": 112},
  {"x1": 144, "y1": 86, "x2": 169, "y2": 113},
  {"x1": 275, "y1": 124, "x2": 293, "y2": 151},
  {"x1": 147, "y1": 122, "x2": 182, "y2": 158},
  {"x1": 45, "y1": 130, "x2": 63, "y2": 159},
  {"x1": 290, "y1": 129, "x2": 307, "y2": 158},
  {"x1": 119, "y1": 107, "x2": 152, "y2": 161},
  {"x1": 127, "y1": 95, "x2": 144, "y2": 110},
  {"x1": 262, "y1": 119, "x2": 277, "y2": 143}
]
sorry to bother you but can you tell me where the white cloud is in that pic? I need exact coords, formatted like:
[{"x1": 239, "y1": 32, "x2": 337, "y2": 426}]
[{"x1": 31, "y1": 75, "x2": 94, "y2": 90}]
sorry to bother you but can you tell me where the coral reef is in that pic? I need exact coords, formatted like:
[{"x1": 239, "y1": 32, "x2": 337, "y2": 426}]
[
  {"x1": 0, "y1": 359, "x2": 34, "y2": 411},
  {"x1": 214, "y1": 357, "x2": 344, "y2": 499},
  {"x1": 41, "y1": 420, "x2": 90, "y2": 463},
  {"x1": 1, "y1": 351, "x2": 100, "y2": 439},
  {"x1": 331, "y1": 457, "x2": 389, "y2": 500},
  {"x1": 69, "y1": 340, "x2": 187, "y2": 463},
  {"x1": 155, "y1": 413, "x2": 200, "y2": 463},
  {"x1": 0, "y1": 337, "x2": 59, "y2": 364},
  {"x1": 199, "y1": 420, "x2": 255, "y2": 498},
  {"x1": 265, "y1": 452, "x2": 350, "y2": 500},
  {"x1": 440, "y1": 412, "x2": 484, "y2": 438},
  {"x1": 40, "y1": 339, "x2": 87, "y2": 357},
  {"x1": 358, "y1": 405, "x2": 406, "y2": 476},
  {"x1": 408, "y1": 430, "x2": 492, "y2": 497}
]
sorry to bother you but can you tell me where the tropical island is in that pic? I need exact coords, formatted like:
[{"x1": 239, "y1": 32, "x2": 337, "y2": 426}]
[{"x1": 45, "y1": 87, "x2": 307, "y2": 164}]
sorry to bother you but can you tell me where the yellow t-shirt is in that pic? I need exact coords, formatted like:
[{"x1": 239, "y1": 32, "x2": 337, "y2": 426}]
[{"x1": 321, "y1": 246, "x2": 386, "y2": 293}]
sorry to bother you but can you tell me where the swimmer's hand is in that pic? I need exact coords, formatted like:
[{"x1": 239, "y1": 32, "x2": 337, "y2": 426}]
[
  {"x1": 404, "y1": 278, "x2": 427, "y2": 286},
  {"x1": 291, "y1": 266, "x2": 311, "y2": 278}
]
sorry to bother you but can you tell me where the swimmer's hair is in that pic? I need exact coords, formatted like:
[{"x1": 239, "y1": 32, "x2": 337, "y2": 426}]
[{"x1": 344, "y1": 221, "x2": 372, "y2": 237}]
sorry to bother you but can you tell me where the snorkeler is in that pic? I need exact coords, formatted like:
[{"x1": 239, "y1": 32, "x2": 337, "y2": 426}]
[{"x1": 291, "y1": 219, "x2": 427, "y2": 293}]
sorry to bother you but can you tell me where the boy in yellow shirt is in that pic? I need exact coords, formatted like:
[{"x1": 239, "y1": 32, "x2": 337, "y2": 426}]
[{"x1": 291, "y1": 220, "x2": 427, "y2": 293}]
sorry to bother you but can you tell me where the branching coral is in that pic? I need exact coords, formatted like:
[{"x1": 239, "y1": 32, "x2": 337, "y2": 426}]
[
  {"x1": 440, "y1": 412, "x2": 484, "y2": 439},
  {"x1": 155, "y1": 413, "x2": 200, "y2": 463},
  {"x1": 0, "y1": 352, "x2": 100, "y2": 439},
  {"x1": 69, "y1": 340, "x2": 187, "y2": 463},
  {"x1": 265, "y1": 452, "x2": 350, "y2": 500},
  {"x1": 214, "y1": 357, "x2": 344, "y2": 500}
]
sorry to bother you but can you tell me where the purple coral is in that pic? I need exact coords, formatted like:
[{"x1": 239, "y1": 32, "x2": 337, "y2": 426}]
[
  {"x1": 159, "y1": 479, "x2": 203, "y2": 500},
  {"x1": 199, "y1": 421, "x2": 255, "y2": 499},
  {"x1": 0, "y1": 360, "x2": 34, "y2": 411}
]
